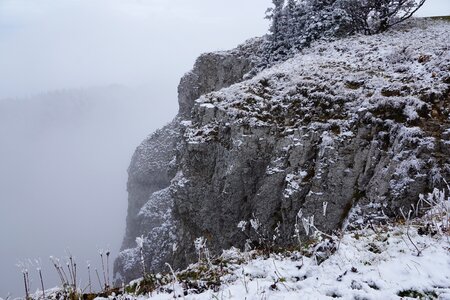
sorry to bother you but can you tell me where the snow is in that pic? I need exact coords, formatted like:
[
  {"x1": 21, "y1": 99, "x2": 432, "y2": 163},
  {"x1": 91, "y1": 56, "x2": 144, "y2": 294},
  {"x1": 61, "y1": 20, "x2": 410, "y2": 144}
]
[
  {"x1": 180, "y1": 120, "x2": 192, "y2": 127},
  {"x1": 25, "y1": 19, "x2": 450, "y2": 300},
  {"x1": 283, "y1": 170, "x2": 308, "y2": 198},
  {"x1": 190, "y1": 19, "x2": 449, "y2": 136},
  {"x1": 89, "y1": 188, "x2": 450, "y2": 300},
  {"x1": 318, "y1": 131, "x2": 335, "y2": 158},
  {"x1": 199, "y1": 103, "x2": 216, "y2": 109},
  {"x1": 172, "y1": 170, "x2": 189, "y2": 188},
  {"x1": 266, "y1": 166, "x2": 285, "y2": 175},
  {"x1": 136, "y1": 236, "x2": 144, "y2": 249},
  {"x1": 91, "y1": 182, "x2": 450, "y2": 300},
  {"x1": 94, "y1": 218, "x2": 450, "y2": 299}
]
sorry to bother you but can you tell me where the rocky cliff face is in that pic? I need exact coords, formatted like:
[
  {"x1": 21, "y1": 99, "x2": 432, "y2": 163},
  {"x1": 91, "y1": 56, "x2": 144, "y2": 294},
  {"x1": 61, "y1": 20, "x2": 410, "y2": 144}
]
[{"x1": 114, "y1": 20, "x2": 450, "y2": 284}]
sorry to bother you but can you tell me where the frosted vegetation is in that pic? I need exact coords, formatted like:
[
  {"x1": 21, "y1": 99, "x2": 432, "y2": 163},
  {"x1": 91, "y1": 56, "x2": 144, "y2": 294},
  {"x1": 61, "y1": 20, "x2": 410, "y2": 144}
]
[
  {"x1": 18, "y1": 186, "x2": 449, "y2": 299},
  {"x1": 262, "y1": 0, "x2": 427, "y2": 63},
  {"x1": 109, "y1": 190, "x2": 448, "y2": 299}
]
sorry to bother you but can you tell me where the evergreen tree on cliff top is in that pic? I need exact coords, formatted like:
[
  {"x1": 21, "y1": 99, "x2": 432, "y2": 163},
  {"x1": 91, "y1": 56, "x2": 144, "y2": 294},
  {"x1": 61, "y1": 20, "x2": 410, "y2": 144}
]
[
  {"x1": 340, "y1": 0, "x2": 427, "y2": 34},
  {"x1": 266, "y1": 0, "x2": 427, "y2": 62}
]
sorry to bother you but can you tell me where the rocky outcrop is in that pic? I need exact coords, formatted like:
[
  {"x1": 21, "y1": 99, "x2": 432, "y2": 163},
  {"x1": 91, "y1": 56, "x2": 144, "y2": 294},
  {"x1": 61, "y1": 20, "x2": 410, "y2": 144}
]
[
  {"x1": 177, "y1": 38, "x2": 263, "y2": 117},
  {"x1": 114, "y1": 119, "x2": 180, "y2": 282},
  {"x1": 114, "y1": 20, "x2": 450, "y2": 284},
  {"x1": 114, "y1": 38, "x2": 263, "y2": 283}
]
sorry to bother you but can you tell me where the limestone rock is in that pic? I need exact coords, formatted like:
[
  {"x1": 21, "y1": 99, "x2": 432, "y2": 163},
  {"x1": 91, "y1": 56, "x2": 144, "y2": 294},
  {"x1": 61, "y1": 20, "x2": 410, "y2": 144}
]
[{"x1": 115, "y1": 20, "x2": 450, "y2": 283}]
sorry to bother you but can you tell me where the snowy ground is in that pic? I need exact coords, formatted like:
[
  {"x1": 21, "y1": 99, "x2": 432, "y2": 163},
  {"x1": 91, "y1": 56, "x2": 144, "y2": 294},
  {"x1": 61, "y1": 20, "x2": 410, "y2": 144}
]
[
  {"x1": 90, "y1": 191, "x2": 449, "y2": 300},
  {"x1": 189, "y1": 18, "x2": 450, "y2": 134},
  {"x1": 99, "y1": 235, "x2": 449, "y2": 299},
  {"x1": 17, "y1": 194, "x2": 449, "y2": 300}
]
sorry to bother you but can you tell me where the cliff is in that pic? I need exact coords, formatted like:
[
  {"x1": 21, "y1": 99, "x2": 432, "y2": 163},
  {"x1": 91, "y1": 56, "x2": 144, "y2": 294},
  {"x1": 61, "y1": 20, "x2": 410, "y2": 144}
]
[{"x1": 114, "y1": 19, "x2": 450, "y2": 284}]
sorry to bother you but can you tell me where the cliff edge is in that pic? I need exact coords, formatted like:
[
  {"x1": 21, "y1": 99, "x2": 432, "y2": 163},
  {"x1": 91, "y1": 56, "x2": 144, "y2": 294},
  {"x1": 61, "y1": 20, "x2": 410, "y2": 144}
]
[{"x1": 114, "y1": 19, "x2": 450, "y2": 284}]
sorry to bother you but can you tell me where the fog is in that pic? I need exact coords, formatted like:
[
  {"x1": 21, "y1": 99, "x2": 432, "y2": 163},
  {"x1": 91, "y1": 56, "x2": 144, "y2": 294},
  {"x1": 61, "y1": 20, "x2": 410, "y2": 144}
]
[
  {"x1": 0, "y1": 0, "x2": 448, "y2": 297},
  {"x1": 0, "y1": 0, "x2": 271, "y2": 296},
  {"x1": 0, "y1": 0, "x2": 272, "y2": 99},
  {"x1": 0, "y1": 86, "x2": 177, "y2": 296}
]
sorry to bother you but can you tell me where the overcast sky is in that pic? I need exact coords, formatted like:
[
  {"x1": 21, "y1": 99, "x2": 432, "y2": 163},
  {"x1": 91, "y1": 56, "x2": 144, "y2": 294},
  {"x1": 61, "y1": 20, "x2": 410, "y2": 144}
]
[
  {"x1": 0, "y1": 0, "x2": 272, "y2": 100},
  {"x1": 417, "y1": 0, "x2": 450, "y2": 16},
  {"x1": 0, "y1": 0, "x2": 272, "y2": 297},
  {"x1": 0, "y1": 0, "x2": 448, "y2": 297},
  {"x1": 0, "y1": 0, "x2": 448, "y2": 99}
]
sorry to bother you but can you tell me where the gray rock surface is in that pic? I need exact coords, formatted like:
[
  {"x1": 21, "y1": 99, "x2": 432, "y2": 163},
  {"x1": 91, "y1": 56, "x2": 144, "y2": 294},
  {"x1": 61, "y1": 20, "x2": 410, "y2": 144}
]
[
  {"x1": 177, "y1": 38, "x2": 263, "y2": 117},
  {"x1": 114, "y1": 38, "x2": 263, "y2": 283},
  {"x1": 114, "y1": 119, "x2": 180, "y2": 282},
  {"x1": 114, "y1": 20, "x2": 450, "y2": 284}
]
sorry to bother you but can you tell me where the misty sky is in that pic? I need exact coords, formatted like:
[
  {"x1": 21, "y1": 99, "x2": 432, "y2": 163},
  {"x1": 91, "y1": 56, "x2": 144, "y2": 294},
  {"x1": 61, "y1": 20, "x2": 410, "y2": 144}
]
[
  {"x1": 0, "y1": 0, "x2": 272, "y2": 99},
  {"x1": 0, "y1": 0, "x2": 448, "y2": 99},
  {"x1": 0, "y1": 0, "x2": 272, "y2": 297},
  {"x1": 0, "y1": 0, "x2": 449, "y2": 297}
]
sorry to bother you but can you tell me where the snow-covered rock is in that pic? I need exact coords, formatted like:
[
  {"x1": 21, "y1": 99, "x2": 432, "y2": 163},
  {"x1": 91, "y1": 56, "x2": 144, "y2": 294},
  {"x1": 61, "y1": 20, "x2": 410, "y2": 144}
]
[
  {"x1": 115, "y1": 19, "x2": 450, "y2": 284},
  {"x1": 105, "y1": 193, "x2": 450, "y2": 299}
]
